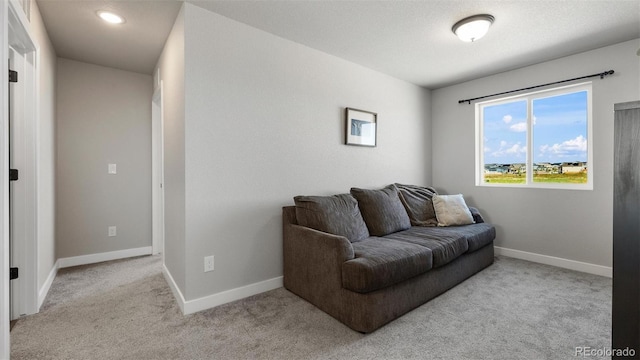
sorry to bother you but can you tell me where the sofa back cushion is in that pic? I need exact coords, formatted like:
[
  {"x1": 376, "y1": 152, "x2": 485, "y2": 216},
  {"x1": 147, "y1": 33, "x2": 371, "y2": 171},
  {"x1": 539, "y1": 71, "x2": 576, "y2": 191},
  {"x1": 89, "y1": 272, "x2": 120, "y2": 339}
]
[
  {"x1": 294, "y1": 194, "x2": 370, "y2": 242},
  {"x1": 350, "y1": 185, "x2": 411, "y2": 236},
  {"x1": 395, "y1": 183, "x2": 438, "y2": 227}
]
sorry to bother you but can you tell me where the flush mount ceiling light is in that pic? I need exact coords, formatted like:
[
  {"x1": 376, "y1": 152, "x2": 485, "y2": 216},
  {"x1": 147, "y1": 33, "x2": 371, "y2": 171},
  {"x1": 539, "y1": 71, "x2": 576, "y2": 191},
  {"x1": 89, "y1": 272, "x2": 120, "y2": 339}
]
[
  {"x1": 452, "y1": 14, "x2": 494, "y2": 42},
  {"x1": 97, "y1": 10, "x2": 125, "y2": 24}
]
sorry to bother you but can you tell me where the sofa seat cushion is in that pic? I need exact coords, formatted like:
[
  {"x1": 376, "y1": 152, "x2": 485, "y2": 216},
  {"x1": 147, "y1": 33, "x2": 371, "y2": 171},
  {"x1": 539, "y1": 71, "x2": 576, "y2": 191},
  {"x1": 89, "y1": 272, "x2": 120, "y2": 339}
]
[
  {"x1": 446, "y1": 223, "x2": 496, "y2": 252},
  {"x1": 406, "y1": 223, "x2": 495, "y2": 253},
  {"x1": 342, "y1": 238, "x2": 433, "y2": 293},
  {"x1": 383, "y1": 227, "x2": 469, "y2": 267}
]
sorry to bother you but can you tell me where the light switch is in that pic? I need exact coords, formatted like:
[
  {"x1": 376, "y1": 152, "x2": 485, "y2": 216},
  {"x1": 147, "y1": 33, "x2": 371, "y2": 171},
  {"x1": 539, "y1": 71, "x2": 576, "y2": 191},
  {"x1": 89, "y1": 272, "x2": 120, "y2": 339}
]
[{"x1": 108, "y1": 163, "x2": 117, "y2": 174}]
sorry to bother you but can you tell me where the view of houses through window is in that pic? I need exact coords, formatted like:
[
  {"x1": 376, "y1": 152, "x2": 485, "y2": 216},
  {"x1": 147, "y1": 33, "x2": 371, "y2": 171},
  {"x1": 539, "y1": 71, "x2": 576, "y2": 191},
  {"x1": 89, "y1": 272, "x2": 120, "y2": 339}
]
[{"x1": 478, "y1": 83, "x2": 591, "y2": 189}]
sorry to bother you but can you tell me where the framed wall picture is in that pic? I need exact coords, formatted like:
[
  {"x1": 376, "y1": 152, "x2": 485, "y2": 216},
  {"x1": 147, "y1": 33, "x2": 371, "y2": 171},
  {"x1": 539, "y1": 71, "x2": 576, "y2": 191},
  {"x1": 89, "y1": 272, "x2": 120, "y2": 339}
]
[{"x1": 345, "y1": 107, "x2": 377, "y2": 147}]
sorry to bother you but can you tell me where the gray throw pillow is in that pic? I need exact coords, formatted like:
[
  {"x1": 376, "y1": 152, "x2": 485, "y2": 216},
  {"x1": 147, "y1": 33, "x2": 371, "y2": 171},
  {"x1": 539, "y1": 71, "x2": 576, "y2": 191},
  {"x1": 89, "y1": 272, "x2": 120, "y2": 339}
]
[
  {"x1": 350, "y1": 185, "x2": 411, "y2": 236},
  {"x1": 395, "y1": 183, "x2": 438, "y2": 227},
  {"x1": 294, "y1": 193, "x2": 370, "y2": 242}
]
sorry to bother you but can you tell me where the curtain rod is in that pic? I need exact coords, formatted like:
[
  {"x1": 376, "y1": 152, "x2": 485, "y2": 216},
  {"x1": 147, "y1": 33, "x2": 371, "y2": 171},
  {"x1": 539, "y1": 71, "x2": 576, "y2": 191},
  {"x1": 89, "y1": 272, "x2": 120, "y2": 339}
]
[{"x1": 458, "y1": 70, "x2": 615, "y2": 104}]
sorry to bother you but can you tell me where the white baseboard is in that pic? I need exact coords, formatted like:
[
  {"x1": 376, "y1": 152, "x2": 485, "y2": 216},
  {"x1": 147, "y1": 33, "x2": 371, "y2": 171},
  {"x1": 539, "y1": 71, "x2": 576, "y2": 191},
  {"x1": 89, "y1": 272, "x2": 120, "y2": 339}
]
[
  {"x1": 494, "y1": 246, "x2": 612, "y2": 278},
  {"x1": 38, "y1": 261, "x2": 59, "y2": 310},
  {"x1": 161, "y1": 266, "x2": 283, "y2": 315},
  {"x1": 183, "y1": 276, "x2": 283, "y2": 315},
  {"x1": 57, "y1": 246, "x2": 153, "y2": 269},
  {"x1": 162, "y1": 264, "x2": 185, "y2": 314}
]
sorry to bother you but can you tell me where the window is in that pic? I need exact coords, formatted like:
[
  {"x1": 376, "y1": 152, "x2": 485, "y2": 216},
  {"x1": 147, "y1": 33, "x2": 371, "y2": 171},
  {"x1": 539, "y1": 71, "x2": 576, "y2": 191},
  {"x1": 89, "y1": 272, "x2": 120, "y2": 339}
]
[{"x1": 476, "y1": 82, "x2": 592, "y2": 189}]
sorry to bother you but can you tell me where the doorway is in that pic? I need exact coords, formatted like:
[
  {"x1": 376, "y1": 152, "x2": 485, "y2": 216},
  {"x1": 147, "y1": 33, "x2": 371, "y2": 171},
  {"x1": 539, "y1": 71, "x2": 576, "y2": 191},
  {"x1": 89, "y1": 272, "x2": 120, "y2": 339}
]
[{"x1": 151, "y1": 81, "x2": 165, "y2": 257}]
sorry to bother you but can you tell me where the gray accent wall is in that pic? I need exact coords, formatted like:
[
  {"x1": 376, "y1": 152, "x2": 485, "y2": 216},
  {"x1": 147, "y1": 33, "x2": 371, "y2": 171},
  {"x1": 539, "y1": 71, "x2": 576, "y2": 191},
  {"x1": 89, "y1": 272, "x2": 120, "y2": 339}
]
[
  {"x1": 432, "y1": 39, "x2": 640, "y2": 268},
  {"x1": 56, "y1": 58, "x2": 153, "y2": 258},
  {"x1": 155, "y1": 6, "x2": 186, "y2": 293},
  {"x1": 159, "y1": 3, "x2": 431, "y2": 301}
]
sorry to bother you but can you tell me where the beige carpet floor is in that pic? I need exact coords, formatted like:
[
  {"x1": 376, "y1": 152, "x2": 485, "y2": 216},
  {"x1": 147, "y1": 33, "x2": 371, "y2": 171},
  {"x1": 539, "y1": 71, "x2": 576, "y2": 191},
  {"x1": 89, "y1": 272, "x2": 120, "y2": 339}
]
[{"x1": 10, "y1": 254, "x2": 611, "y2": 359}]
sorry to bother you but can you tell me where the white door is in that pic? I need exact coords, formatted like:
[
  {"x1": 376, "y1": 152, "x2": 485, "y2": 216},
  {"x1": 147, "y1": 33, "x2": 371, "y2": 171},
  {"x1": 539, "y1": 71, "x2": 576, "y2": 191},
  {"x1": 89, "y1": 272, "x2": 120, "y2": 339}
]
[
  {"x1": 9, "y1": 47, "x2": 25, "y2": 320},
  {"x1": 8, "y1": 46, "x2": 37, "y2": 320}
]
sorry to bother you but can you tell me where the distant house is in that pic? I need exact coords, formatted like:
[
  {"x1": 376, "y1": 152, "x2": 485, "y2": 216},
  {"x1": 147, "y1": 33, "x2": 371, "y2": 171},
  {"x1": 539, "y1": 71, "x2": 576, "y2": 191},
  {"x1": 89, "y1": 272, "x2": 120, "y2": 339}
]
[
  {"x1": 561, "y1": 162, "x2": 587, "y2": 174},
  {"x1": 534, "y1": 162, "x2": 561, "y2": 174},
  {"x1": 484, "y1": 164, "x2": 510, "y2": 174},
  {"x1": 509, "y1": 163, "x2": 526, "y2": 174},
  {"x1": 484, "y1": 163, "x2": 530, "y2": 175}
]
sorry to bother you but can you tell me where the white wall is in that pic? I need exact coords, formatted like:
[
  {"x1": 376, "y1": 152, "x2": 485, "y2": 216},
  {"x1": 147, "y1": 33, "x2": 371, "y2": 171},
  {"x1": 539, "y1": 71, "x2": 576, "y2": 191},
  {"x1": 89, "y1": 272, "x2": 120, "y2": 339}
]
[
  {"x1": 30, "y1": 0, "x2": 56, "y2": 295},
  {"x1": 155, "y1": 6, "x2": 186, "y2": 294},
  {"x1": 179, "y1": 4, "x2": 431, "y2": 300},
  {"x1": 432, "y1": 39, "x2": 640, "y2": 269},
  {"x1": 56, "y1": 58, "x2": 153, "y2": 258}
]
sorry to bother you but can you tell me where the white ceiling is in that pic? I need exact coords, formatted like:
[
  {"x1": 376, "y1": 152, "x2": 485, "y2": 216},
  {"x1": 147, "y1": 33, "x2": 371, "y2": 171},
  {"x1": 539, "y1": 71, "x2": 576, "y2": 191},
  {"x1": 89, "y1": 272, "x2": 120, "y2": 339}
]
[{"x1": 36, "y1": 0, "x2": 640, "y2": 88}]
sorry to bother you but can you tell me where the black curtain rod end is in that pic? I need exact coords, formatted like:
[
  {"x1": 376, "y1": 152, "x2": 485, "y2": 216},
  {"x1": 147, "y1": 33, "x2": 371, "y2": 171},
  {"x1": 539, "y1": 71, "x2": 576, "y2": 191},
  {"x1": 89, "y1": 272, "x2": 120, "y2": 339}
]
[{"x1": 600, "y1": 70, "x2": 615, "y2": 79}]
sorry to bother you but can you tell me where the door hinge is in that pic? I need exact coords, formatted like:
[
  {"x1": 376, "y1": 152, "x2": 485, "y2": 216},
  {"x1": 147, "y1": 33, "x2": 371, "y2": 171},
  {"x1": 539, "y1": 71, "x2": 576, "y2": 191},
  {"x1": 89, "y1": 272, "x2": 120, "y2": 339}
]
[
  {"x1": 9, "y1": 69, "x2": 17, "y2": 83},
  {"x1": 10, "y1": 267, "x2": 18, "y2": 280},
  {"x1": 9, "y1": 169, "x2": 18, "y2": 181}
]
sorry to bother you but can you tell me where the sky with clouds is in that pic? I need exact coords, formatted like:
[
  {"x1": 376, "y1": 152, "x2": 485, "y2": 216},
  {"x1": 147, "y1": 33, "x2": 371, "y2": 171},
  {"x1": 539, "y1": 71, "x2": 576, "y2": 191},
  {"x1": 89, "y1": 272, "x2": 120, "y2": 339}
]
[{"x1": 482, "y1": 90, "x2": 588, "y2": 165}]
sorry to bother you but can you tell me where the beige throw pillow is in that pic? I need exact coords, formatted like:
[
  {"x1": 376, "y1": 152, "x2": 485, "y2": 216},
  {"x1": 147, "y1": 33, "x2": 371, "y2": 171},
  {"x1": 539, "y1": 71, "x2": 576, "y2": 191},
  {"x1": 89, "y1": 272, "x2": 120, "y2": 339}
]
[{"x1": 432, "y1": 194, "x2": 475, "y2": 227}]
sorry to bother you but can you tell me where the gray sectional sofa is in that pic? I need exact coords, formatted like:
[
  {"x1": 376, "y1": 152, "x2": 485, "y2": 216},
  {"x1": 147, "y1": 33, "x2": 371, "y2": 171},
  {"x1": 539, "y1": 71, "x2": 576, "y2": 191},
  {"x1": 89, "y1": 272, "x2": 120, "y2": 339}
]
[{"x1": 283, "y1": 184, "x2": 496, "y2": 333}]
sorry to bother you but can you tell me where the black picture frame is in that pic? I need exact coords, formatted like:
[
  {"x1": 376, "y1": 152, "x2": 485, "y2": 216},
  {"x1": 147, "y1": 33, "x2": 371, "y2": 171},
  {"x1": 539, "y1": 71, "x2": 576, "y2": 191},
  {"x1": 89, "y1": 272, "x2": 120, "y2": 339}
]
[{"x1": 345, "y1": 107, "x2": 377, "y2": 147}]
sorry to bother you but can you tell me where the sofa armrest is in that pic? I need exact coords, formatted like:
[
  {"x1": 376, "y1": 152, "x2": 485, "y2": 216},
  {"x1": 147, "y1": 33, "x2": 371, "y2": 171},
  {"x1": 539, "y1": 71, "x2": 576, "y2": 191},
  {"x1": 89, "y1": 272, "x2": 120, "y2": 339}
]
[
  {"x1": 283, "y1": 223, "x2": 355, "y2": 303},
  {"x1": 468, "y1": 207, "x2": 485, "y2": 223},
  {"x1": 284, "y1": 224, "x2": 355, "y2": 275}
]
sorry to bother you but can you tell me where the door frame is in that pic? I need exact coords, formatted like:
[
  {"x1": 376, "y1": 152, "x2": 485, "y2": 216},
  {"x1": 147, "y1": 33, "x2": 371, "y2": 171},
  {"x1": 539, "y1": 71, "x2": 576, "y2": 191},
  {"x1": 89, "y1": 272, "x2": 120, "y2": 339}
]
[
  {"x1": 151, "y1": 80, "x2": 165, "y2": 257},
  {"x1": 0, "y1": 1, "x2": 10, "y2": 357}
]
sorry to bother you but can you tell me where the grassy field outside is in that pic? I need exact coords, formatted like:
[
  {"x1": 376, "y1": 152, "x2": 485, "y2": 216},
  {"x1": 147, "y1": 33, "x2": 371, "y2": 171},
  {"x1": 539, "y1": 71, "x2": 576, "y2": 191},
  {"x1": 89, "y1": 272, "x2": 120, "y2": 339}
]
[
  {"x1": 484, "y1": 174, "x2": 525, "y2": 184},
  {"x1": 484, "y1": 172, "x2": 587, "y2": 184}
]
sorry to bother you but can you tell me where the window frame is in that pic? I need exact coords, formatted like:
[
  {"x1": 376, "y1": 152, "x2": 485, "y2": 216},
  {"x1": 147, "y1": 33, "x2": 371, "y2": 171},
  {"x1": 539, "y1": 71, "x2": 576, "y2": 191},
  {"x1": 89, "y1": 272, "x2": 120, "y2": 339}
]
[{"x1": 475, "y1": 82, "x2": 593, "y2": 190}]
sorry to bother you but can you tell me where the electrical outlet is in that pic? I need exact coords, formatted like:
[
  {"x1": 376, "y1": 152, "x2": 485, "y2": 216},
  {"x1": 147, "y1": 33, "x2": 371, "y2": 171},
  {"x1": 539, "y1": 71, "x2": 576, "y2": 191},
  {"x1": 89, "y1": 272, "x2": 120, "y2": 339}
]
[
  {"x1": 204, "y1": 255, "x2": 214, "y2": 272},
  {"x1": 108, "y1": 226, "x2": 117, "y2": 237},
  {"x1": 108, "y1": 163, "x2": 117, "y2": 174}
]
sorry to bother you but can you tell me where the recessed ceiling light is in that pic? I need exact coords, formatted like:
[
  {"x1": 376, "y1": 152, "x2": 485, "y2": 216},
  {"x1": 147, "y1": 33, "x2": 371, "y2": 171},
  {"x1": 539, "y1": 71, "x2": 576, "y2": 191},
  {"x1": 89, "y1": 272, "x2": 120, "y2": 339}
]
[
  {"x1": 97, "y1": 11, "x2": 125, "y2": 25},
  {"x1": 452, "y1": 14, "x2": 494, "y2": 42}
]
